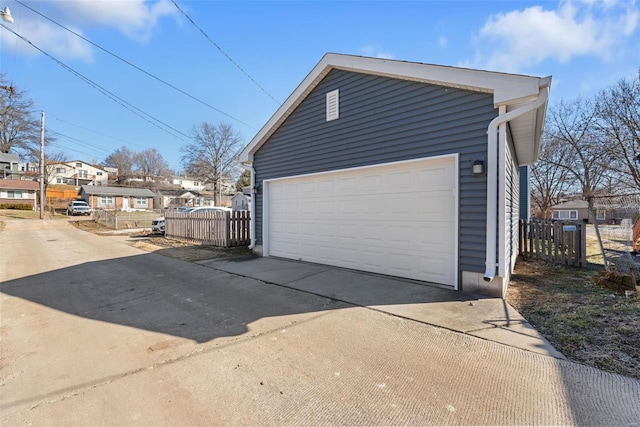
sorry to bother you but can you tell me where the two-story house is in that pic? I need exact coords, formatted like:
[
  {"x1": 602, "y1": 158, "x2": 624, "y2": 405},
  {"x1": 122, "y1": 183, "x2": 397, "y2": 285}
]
[
  {"x1": 171, "y1": 176, "x2": 206, "y2": 192},
  {"x1": 48, "y1": 161, "x2": 109, "y2": 186}
]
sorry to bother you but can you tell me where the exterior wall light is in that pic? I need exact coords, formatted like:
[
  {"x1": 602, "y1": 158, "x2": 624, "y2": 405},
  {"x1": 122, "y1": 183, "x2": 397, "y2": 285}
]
[{"x1": 473, "y1": 159, "x2": 485, "y2": 176}]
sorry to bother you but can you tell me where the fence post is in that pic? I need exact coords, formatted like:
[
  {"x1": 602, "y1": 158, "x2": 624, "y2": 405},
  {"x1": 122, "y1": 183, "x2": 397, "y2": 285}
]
[{"x1": 580, "y1": 222, "x2": 587, "y2": 267}]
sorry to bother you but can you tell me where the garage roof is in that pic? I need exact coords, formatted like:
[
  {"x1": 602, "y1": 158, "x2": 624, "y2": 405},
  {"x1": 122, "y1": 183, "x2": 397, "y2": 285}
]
[{"x1": 239, "y1": 53, "x2": 551, "y2": 166}]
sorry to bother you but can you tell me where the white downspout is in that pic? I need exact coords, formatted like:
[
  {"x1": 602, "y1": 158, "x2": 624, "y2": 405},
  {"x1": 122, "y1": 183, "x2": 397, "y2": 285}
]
[
  {"x1": 241, "y1": 162, "x2": 256, "y2": 250},
  {"x1": 484, "y1": 87, "x2": 549, "y2": 282}
]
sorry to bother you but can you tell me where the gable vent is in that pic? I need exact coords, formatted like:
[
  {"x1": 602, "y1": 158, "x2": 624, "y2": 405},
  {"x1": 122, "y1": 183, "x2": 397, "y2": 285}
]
[{"x1": 326, "y1": 89, "x2": 339, "y2": 122}]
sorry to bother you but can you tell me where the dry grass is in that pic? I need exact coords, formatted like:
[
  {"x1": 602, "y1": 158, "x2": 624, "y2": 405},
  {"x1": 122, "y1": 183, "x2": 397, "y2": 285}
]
[
  {"x1": 507, "y1": 259, "x2": 640, "y2": 379},
  {"x1": 128, "y1": 236, "x2": 252, "y2": 262}
]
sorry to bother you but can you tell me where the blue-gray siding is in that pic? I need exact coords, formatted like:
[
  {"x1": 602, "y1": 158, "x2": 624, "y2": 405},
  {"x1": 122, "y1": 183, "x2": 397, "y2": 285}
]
[{"x1": 253, "y1": 69, "x2": 498, "y2": 275}]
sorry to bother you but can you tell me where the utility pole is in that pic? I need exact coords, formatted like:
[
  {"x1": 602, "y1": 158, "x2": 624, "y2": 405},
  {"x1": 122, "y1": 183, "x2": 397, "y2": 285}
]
[{"x1": 40, "y1": 111, "x2": 45, "y2": 219}]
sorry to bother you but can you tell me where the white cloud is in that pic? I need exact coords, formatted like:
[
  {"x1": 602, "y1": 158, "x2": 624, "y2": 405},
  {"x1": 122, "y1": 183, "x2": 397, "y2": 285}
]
[
  {"x1": 438, "y1": 36, "x2": 448, "y2": 48},
  {"x1": 360, "y1": 45, "x2": 394, "y2": 60},
  {"x1": 0, "y1": 1, "x2": 177, "y2": 61},
  {"x1": 54, "y1": 0, "x2": 177, "y2": 43},
  {"x1": 470, "y1": 0, "x2": 639, "y2": 72},
  {"x1": 1, "y1": 18, "x2": 93, "y2": 61}
]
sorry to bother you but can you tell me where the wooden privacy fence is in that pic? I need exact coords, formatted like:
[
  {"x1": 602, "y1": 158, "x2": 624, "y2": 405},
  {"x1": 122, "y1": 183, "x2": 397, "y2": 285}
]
[
  {"x1": 165, "y1": 210, "x2": 251, "y2": 247},
  {"x1": 519, "y1": 219, "x2": 587, "y2": 267}
]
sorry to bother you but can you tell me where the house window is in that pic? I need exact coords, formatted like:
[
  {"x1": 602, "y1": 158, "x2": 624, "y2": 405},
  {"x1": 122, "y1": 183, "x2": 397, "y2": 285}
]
[
  {"x1": 78, "y1": 170, "x2": 88, "y2": 178},
  {"x1": 134, "y1": 197, "x2": 148, "y2": 208},
  {"x1": 56, "y1": 178, "x2": 64, "y2": 184},
  {"x1": 596, "y1": 210, "x2": 606, "y2": 220},
  {"x1": 75, "y1": 162, "x2": 82, "y2": 167},
  {"x1": 7, "y1": 190, "x2": 22, "y2": 199},
  {"x1": 98, "y1": 196, "x2": 114, "y2": 207},
  {"x1": 56, "y1": 167, "x2": 66, "y2": 173},
  {"x1": 194, "y1": 182, "x2": 199, "y2": 186},
  {"x1": 553, "y1": 210, "x2": 578, "y2": 220},
  {"x1": 97, "y1": 171, "x2": 103, "y2": 176}
]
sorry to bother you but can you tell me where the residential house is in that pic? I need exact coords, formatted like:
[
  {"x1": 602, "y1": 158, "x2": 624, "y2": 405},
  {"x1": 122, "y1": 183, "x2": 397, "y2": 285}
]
[
  {"x1": 231, "y1": 193, "x2": 251, "y2": 210},
  {"x1": 155, "y1": 189, "x2": 204, "y2": 209},
  {"x1": 0, "y1": 179, "x2": 39, "y2": 209},
  {"x1": 0, "y1": 153, "x2": 20, "y2": 179},
  {"x1": 552, "y1": 199, "x2": 639, "y2": 224},
  {"x1": 79, "y1": 185, "x2": 155, "y2": 211},
  {"x1": 171, "y1": 176, "x2": 205, "y2": 192},
  {"x1": 48, "y1": 161, "x2": 109, "y2": 186},
  {"x1": 239, "y1": 53, "x2": 551, "y2": 298}
]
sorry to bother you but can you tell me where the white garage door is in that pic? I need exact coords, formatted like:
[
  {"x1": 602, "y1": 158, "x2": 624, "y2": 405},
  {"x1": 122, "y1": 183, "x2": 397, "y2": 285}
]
[{"x1": 265, "y1": 156, "x2": 457, "y2": 287}]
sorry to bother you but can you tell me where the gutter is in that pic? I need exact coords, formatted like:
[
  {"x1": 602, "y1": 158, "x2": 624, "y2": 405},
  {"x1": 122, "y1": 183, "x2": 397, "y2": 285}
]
[
  {"x1": 241, "y1": 162, "x2": 256, "y2": 250},
  {"x1": 484, "y1": 86, "x2": 549, "y2": 282}
]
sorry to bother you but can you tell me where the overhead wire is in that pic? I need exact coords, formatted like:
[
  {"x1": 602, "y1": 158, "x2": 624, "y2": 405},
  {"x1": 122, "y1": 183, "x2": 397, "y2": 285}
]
[
  {"x1": 49, "y1": 114, "x2": 152, "y2": 150},
  {"x1": 14, "y1": 0, "x2": 256, "y2": 130},
  {"x1": 0, "y1": 22, "x2": 191, "y2": 143},
  {"x1": 171, "y1": 0, "x2": 281, "y2": 106}
]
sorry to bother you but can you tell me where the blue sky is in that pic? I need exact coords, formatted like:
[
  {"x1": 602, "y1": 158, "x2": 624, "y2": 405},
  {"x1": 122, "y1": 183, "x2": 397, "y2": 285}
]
[{"x1": 0, "y1": 0, "x2": 638, "y2": 172}]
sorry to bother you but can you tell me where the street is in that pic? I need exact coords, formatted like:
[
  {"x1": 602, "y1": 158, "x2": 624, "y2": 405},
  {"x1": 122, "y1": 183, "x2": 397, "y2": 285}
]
[{"x1": 1, "y1": 219, "x2": 639, "y2": 426}]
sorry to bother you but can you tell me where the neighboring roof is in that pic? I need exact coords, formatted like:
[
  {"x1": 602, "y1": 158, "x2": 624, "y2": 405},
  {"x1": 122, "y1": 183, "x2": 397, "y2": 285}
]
[
  {"x1": 553, "y1": 200, "x2": 588, "y2": 209},
  {"x1": 232, "y1": 193, "x2": 251, "y2": 200},
  {"x1": 157, "y1": 189, "x2": 201, "y2": 198},
  {"x1": 0, "y1": 153, "x2": 20, "y2": 163},
  {"x1": 80, "y1": 186, "x2": 155, "y2": 197},
  {"x1": 239, "y1": 53, "x2": 551, "y2": 166},
  {"x1": 0, "y1": 179, "x2": 39, "y2": 190}
]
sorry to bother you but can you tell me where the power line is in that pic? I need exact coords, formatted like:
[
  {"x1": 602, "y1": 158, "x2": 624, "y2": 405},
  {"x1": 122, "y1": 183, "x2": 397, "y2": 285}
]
[
  {"x1": 0, "y1": 22, "x2": 191, "y2": 143},
  {"x1": 14, "y1": 0, "x2": 257, "y2": 130},
  {"x1": 48, "y1": 129, "x2": 112, "y2": 155},
  {"x1": 49, "y1": 114, "x2": 151, "y2": 149},
  {"x1": 171, "y1": 0, "x2": 281, "y2": 106}
]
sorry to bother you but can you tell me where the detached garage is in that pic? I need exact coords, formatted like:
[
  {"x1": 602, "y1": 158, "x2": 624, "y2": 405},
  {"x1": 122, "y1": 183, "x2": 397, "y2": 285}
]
[{"x1": 239, "y1": 53, "x2": 551, "y2": 298}]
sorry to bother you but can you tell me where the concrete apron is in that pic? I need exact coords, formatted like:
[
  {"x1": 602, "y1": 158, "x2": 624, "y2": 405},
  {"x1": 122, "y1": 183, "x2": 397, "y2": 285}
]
[{"x1": 197, "y1": 257, "x2": 563, "y2": 359}]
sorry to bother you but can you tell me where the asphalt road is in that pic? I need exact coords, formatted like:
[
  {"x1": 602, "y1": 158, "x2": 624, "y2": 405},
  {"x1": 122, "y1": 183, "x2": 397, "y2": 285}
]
[{"x1": 1, "y1": 219, "x2": 639, "y2": 426}]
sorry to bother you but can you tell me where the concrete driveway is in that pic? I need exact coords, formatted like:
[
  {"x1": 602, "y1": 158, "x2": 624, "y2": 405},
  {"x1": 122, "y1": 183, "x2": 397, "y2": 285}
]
[{"x1": 1, "y1": 219, "x2": 639, "y2": 426}]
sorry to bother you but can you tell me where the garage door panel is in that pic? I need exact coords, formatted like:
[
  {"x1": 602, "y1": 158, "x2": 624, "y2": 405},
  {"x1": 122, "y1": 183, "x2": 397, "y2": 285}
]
[{"x1": 267, "y1": 157, "x2": 457, "y2": 287}]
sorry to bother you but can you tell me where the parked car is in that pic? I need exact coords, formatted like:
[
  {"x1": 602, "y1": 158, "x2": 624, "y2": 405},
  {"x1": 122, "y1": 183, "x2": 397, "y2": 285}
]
[
  {"x1": 151, "y1": 217, "x2": 165, "y2": 233},
  {"x1": 185, "y1": 207, "x2": 232, "y2": 214},
  {"x1": 67, "y1": 200, "x2": 91, "y2": 216}
]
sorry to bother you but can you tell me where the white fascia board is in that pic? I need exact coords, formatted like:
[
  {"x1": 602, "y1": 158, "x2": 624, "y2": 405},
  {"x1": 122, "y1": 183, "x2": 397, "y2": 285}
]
[{"x1": 238, "y1": 53, "x2": 551, "y2": 163}]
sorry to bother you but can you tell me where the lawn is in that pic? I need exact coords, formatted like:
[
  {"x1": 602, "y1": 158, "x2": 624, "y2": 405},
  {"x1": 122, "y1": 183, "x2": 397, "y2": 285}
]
[{"x1": 507, "y1": 228, "x2": 640, "y2": 379}]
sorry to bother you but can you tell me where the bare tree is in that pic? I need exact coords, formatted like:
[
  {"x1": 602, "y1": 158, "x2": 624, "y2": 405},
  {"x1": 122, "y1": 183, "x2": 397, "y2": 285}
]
[
  {"x1": 135, "y1": 148, "x2": 169, "y2": 179},
  {"x1": 546, "y1": 97, "x2": 613, "y2": 266},
  {"x1": 43, "y1": 150, "x2": 69, "y2": 188},
  {"x1": 104, "y1": 146, "x2": 136, "y2": 183},
  {"x1": 530, "y1": 134, "x2": 573, "y2": 218},
  {"x1": 181, "y1": 122, "x2": 243, "y2": 205},
  {"x1": 0, "y1": 74, "x2": 41, "y2": 156},
  {"x1": 595, "y1": 68, "x2": 640, "y2": 191}
]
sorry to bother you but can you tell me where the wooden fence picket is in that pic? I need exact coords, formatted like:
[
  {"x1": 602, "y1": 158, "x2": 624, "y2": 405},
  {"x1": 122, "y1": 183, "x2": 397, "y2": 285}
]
[
  {"x1": 165, "y1": 210, "x2": 251, "y2": 247},
  {"x1": 519, "y1": 219, "x2": 586, "y2": 267}
]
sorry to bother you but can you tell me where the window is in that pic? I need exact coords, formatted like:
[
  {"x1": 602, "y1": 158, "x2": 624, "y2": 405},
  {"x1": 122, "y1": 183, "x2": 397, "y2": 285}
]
[
  {"x1": 56, "y1": 167, "x2": 66, "y2": 173},
  {"x1": 75, "y1": 162, "x2": 82, "y2": 167},
  {"x1": 56, "y1": 178, "x2": 64, "y2": 184},
  {"x1": 134, "y1": 197, "x2": 148, "y2": 208},
  {"x1": 78, "y1": 170, "x2": 88, "y2": 178},
  {"x1": 97, "y1": 171, "x2": 103, "y2": 176},
  {"x1": 7, "y1": 190, "x2": 22, "y2": 199},
  {"x1": 98, "y1": 196, "x2": 114, "y2": 207},
  {"x1": 553, "y1": 210, "x2": 578, "y2": 220},
  {"x1": 596, "y1": 210, "x2": 606, "y2": 220}
]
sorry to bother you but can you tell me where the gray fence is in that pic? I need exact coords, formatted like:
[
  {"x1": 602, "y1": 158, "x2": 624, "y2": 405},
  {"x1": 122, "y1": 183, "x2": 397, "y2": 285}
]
[
  {"x1": 519, "y1": 219, "x2": 587, "y2": 267},
  {"x1": 165, "y1": 210, "x2": 250, "y2": 247},
  {"x1": 93, "y1": 209, "x2": 162, "y2": 230}
]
